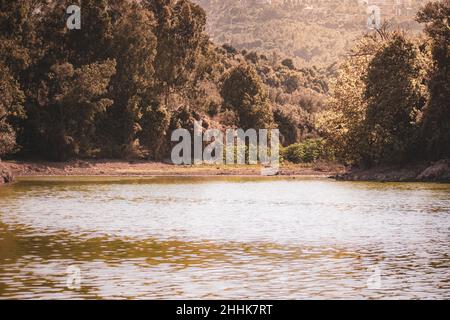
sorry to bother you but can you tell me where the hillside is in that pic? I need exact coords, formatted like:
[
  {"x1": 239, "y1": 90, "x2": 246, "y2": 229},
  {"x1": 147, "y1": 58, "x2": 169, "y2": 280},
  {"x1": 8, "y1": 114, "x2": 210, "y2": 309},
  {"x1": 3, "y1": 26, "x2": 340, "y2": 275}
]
[{"x1": 193, "y1": 0, "x2": 428, "y2": 66}]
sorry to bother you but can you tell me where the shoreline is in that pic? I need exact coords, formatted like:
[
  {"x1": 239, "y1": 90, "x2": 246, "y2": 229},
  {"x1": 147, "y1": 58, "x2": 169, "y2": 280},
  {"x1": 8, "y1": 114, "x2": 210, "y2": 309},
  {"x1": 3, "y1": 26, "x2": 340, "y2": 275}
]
[
  {"x1": 335, "y1": 159, "x2": 450, "y2": 183},
  {"x1": 2, "y1": 159, "x2": 450, "y2": 183},
  {"x1": 0, "y1": 159, "x2": 344, "y2": 180}
]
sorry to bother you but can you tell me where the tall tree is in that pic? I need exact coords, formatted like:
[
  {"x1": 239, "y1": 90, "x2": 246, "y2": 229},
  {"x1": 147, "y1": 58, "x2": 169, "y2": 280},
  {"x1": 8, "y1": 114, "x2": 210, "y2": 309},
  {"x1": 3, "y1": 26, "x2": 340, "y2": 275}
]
[
  {"x1": 364, "y1": 33, "x2": 429, "y2": 165},
  {"x1": 101, "y1": 1, "x2": 158, "y2": 156},
  {"x1": 0, "y1": 0, "x2": 40, "y2": 157},
  {"x1": 24, "y1": 0, "x2": 158, "y2": 158},
  {"x1": 145, "y1": 0, "x2": 207, "y2": 104},
  {"x1": 139, "y1": 102, "x2": 170, "y2": 160},
  {"x1": 0, "y1": 63, "x2": 25, "y2": 157},
  {"x1": 417, "y1": 0, "x2": 450, "y2": 159},
  {"x1": 29, "y1": 60, "x2": 116, "y2": 160},
  {"x1": 221, "y1": 64, "x2": 274, "y2": 130}
]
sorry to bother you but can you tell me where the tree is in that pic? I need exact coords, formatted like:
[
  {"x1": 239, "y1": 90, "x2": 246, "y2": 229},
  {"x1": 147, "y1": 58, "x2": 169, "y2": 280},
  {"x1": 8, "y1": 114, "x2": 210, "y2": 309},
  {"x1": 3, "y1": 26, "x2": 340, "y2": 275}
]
[
  {"x1": 139, "y1": 102, "x2": 170, "y2": 160},
  {"x1": 318, "y1": 29, "x2": 430, "y2": 166},
  {"x1": 101, "y1": 1, "x2": 158, "y2": 155},
  {"x1": 364, "y1": 33, "x2": 429, "y2": 165},
  {"x1": 64, "y1": 0, "x2": 115, "y2": 67},
  {"x1": 282, "y1": 70, "x2": 302, "y2": 94},
  {"x1": 317, "y1": 34, "x2": 378, "y2": 165},
  {"x1": 29, "y1": 60, "x2": 116, "y2": 160},
  {"x1": 0, "y1": 0, "x2": 42, "y2": 74},
  {"x1": 281, "y1": 58, "x2": 295, "y2": 70},
  {"x1": 145, "y1": 0, "x2": 208, "y2": 104},
  {"x1": 221, "y1": 64, "x2": 274, "y2": 130},
  {"x1": 24, "y1": 1, "x2": 158, "y2": 158},
  {"x1": 417, "y1": 0, "x2": 450, "y2": 159},
  {"x1": 0, "y1": 64, "x2": 24, "y2": 157},
  {"x1": 0, "y1": 0, "x2": 40, "y2": 157}
]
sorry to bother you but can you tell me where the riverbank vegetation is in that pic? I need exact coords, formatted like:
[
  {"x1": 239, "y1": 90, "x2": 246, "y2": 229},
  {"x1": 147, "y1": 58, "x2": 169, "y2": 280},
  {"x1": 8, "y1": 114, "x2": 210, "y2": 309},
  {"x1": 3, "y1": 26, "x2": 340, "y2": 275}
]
[
  {"x1": 319, "y1": 1, "x2": 449, "y2": 167},
  {"x1": 0, "y1": 0, "x2": 448, "y2": 179},
  {"x1": 0, "y1": 0, "x2": 328, "y2": 162}
]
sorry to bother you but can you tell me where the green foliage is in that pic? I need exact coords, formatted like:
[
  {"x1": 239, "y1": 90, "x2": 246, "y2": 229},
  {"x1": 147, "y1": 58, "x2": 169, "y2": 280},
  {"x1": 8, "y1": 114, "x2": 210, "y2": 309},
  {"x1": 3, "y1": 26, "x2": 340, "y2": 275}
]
[
  {"x1": 206, "y1": 100, "x2": 221, "y2": 117},
  {"x1": 221, "y1": 64, "x2": 274, "y2": 130},
  {"x1": 146, "y1": 0, "x2": 207, "y2": 99},
  {"x1": 245, "y1": 51, "x2": 259, "y2": 64},
  {"x1": 103, "y1": 1, "x2": 158, "y2": 152},
  {"x1": 273, "y1": 105, "x2": 314, "y2": 146},
  {"x1": 364, "y1": 33, "x2": 430, "y2": 165},
  {"x1": 0, "y1": 0, "x2": 30, "y2": 157},
  {"x1": 0, "y1": 0, "x2": 329, "y2": 161},
  {"x1": 282, "y1": 139, "x2": 325, "y2": 164},
  {"x1": 221, "y1": 143, "x2": 278, "y2": 165},
  {"x1": 281, "y1": 58, "x2": 295, "y2": 70},
  {"x1": 167, "y1": 105, "x2": 206, "y2": 161},
  {"x1": 273, "y1": 107, "x2": 299, "y2": 146},
  {"x1": 29, "y1": 60, "x2": 116, "y2": 160},
  {"x1": 317, "y1": 34, "x2": 377, "y2": 165},
  {"x1": 0, "y1": 0, "x2": 39, "y2": 73},
  {"x1": 1, "y1": 0, "x2": 447, "y2": 168},
  {"x1": 140, "y1": 102, "x2": 170, "y2": 160},
  {"x1": 417, "y1": 0, "x2": 450, "y2": 159},
  {"x1": 0, "y1": 121, "x2": 16, "y2": 157},
  {"x1": 0, "y1": 0, "x2": 210, "y2": 160},
  {"x1": 319, "y1": 27, "x2": 437, "y2": 167},
  {"x1": 318, "y1": 19, "x2": 449, "y2": 166},
  {"x1": 0, "y1": 65, "x2": 22, "y2": 156}
]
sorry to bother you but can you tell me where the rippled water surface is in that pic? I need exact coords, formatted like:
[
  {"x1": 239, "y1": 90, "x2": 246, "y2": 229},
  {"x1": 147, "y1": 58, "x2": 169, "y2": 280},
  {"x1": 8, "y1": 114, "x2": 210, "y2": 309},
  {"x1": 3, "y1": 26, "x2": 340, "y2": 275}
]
[{"x1": 0, "y1": 176, "x2": 449, "y2": 299}]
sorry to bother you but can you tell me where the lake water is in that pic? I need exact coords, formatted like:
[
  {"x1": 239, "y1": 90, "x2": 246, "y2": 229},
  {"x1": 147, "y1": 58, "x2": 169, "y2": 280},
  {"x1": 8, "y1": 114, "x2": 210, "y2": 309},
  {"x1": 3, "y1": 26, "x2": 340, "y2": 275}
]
[{"x1": 0, "y1": 177, "x2": 449, "y2": 299}]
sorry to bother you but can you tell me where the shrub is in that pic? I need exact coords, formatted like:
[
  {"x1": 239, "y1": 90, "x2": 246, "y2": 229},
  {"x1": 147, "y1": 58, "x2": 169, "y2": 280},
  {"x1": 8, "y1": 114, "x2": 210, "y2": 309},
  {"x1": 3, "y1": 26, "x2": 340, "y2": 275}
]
[
  {"x1": 282, "y1": 139, "x2": 325, "y2": 163},
  {"x1": 0, "y1": 121, "x2": 16, "y2": 157},
  {"x1": 281, "y1": 58, "x2": 295, "y2": 70}
]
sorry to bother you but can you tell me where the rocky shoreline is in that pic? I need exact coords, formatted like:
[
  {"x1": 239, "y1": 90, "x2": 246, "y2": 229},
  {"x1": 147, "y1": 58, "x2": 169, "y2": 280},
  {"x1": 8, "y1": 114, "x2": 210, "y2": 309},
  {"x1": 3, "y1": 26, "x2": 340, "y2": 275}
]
[{"x1": 335, "y1": 160, "x2": 450, "y2": 183}]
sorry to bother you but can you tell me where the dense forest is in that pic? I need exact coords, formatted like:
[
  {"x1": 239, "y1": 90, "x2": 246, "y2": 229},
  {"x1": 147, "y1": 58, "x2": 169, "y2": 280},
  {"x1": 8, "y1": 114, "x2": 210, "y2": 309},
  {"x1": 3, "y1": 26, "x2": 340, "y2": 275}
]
[{"x1": 0, "y1": 0, "x2": 449, "y2": 167}]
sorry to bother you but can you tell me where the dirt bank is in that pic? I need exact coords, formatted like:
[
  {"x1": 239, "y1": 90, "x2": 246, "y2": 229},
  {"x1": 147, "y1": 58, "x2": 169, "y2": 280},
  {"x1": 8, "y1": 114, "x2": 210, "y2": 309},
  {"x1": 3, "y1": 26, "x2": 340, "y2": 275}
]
[
  {"x1": 2, "y1": 159, "x2": 449, "y2": 182},
  {"x1": 0, "y1": 159, "x2": 344, "y2": 178},
  {"x1": 335, "y1": 160, "x2": 450, "y2": 183}
]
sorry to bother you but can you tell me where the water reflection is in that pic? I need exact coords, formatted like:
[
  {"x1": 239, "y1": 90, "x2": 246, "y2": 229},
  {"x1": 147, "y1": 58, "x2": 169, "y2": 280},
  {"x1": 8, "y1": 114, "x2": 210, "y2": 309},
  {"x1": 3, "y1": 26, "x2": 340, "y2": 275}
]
[{"x1": 0, "y1": 177, "x2": 449, "y2": 299}]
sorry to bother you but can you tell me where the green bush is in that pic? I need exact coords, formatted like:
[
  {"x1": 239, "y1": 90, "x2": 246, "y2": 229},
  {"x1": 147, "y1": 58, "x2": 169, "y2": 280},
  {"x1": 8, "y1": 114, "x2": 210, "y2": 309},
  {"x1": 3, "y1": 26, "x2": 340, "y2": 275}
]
[
  {"x1": 220, "y1": 144, "x2": 280, "y2": 165},
  {"x1": 282, "y1": 139, "x2": 325, "y2": 164}
]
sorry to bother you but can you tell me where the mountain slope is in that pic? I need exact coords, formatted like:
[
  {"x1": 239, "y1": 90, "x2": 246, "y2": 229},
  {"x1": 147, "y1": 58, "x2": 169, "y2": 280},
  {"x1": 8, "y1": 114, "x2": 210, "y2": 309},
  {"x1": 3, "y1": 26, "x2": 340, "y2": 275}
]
[{"x1": 193, "y1": 0, "x2": 427, "y2": 66}]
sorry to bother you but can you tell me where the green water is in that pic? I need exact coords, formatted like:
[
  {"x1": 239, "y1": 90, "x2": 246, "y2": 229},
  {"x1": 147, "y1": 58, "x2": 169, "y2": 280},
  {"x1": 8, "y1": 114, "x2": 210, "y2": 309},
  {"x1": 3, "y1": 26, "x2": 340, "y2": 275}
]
[{"x1": 0, "y1": 177, "x2": 449, "y2": 299}]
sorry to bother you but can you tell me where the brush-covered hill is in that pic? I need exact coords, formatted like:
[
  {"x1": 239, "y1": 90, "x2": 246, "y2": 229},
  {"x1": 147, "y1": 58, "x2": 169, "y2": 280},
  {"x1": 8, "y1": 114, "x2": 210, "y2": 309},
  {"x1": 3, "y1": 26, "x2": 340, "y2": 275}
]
[{"x1": 193, "y1": 0, "x2": 428, "y2": 66}]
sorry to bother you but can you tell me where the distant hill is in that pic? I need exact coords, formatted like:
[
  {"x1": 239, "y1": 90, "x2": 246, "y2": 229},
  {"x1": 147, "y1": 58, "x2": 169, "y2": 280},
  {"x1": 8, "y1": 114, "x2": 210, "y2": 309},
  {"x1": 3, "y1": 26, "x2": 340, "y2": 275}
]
[{"x1": 193, "y1": 0, "x2": 428, "y2": 66}]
